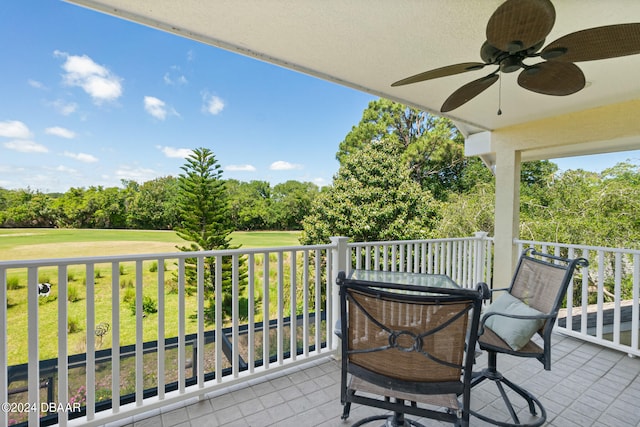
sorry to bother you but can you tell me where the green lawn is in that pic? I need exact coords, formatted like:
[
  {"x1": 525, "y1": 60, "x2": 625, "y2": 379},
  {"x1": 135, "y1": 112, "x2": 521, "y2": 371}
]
[
  {"x1": 0, "y1": 228, "x2": 301, "y2": 260},
  {"x1": 2, "y1": 228, "x2": 305, "y2": 364}
]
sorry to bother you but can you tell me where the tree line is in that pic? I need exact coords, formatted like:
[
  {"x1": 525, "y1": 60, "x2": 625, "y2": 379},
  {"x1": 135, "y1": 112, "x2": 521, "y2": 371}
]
[
  {"x1": 0, "y1": 177, "x2": 320, "y2": 231},
  {"x1": 2, "y1": 97, "x2": 640, "y2": 251}
]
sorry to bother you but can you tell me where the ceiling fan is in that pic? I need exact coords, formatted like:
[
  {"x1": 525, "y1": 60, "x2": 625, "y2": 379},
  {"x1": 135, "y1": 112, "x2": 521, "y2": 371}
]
[{"x1": 391, "y1": 0, "x2": 640, "y2": 113}]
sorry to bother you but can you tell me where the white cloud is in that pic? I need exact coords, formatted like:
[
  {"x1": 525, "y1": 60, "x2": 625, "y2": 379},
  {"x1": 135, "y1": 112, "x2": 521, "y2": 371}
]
[
  {"x1": 163, "y1": 66, "x2": 188, "y2": 86},
  {"x1": 270, "y1": 160, "x2": 303, "y2": 171},
  {"x1": 115, "y1": 165, "x2": 157, "y2": 181},
  {"x1": 0, "y1": 120, "x2": 33, "y2": 139},
  {"x1": 55, "y1": 50, "x2": 123, "y2": 104},
  {"x1": 202, "y1": 93, "x2": 225, "y2": 115},
  {"x1": 144, "y1": 96, "x2": 168, "y2": 120},
  {"x1": 226, "y1": 164, "x2": 257, "y2": 172},
  {"x1": 4, "y1": 140, "x2": 48, "y2": 153},
  {"x1": 64, "y1": 151, "x2": 98, "y2": 163},
  {"x1": 45, "y1": 126, "x2": 76, "y2": 139},
  {"x1": 55, "y1": 165, "x2": 78, "y2": 173},
  {"x1": 50, "y1": 99, "x2": 78, "y2": 116},
  {"x1": 28, "y1": 79, "x2": 46, "y2": 90},
  {"x1": 157, "y1": 145, "x2": 192, "y2": 159}
]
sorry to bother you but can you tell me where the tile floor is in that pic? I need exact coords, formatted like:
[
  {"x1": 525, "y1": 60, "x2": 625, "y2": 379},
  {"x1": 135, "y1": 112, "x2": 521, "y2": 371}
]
[{"x1": 110, "y1": 333, "x2": 640, "y2": 426}]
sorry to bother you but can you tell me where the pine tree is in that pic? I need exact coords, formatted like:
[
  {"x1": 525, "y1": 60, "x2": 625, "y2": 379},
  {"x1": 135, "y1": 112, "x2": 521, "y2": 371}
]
[{"x1": 175, "y1": 147, "x2": 248, "y2": 323}]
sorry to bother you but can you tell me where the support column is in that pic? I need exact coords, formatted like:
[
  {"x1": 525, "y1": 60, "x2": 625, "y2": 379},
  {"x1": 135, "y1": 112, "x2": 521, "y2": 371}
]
[
  {"x1": 493, "y1": 148, "x2": 521, "y2": 289},
  {"x1": 330, "y1": 236, "x2": 349, "y2": 352}
]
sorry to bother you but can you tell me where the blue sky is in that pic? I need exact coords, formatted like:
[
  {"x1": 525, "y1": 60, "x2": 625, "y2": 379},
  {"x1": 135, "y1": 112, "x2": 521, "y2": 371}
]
[{"x1": 1, "y1": 1, "x2": 638, "y2": 193}]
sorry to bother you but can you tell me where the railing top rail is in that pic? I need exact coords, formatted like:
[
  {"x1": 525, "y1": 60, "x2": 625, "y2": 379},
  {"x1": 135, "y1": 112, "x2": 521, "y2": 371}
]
[
  {"x1": 515, "y1": 239, "x2": 640, "y2": 255},
  {"x1": 348, "y1": 235, "x2": 494, "y2": 248},
  {"x1": 0, "y1": 243, "x2": 334, "y2": 269}
]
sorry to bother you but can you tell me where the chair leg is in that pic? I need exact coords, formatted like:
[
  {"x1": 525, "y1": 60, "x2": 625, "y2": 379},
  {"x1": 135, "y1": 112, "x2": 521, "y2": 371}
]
[{"x1": 469, "y1": 352, "x2": 546, "y2": 427}]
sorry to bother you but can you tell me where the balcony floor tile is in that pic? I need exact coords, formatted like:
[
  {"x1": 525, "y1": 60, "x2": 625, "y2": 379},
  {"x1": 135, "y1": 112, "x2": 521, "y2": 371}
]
[{"x1": 111, "y1": 333, "x2": 640, "y2": 427}]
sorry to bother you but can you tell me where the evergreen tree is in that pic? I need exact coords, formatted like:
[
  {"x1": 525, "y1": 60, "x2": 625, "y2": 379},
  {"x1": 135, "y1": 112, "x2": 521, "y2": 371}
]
[{"x1": 175, "y1": 147, "x2": 248, "y2": 323}]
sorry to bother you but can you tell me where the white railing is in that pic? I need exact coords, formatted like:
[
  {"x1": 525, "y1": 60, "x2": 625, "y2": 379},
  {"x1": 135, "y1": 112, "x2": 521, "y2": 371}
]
[
  {"x1": 0, "y1": 244, "x2": 335, "y2": 427},
  {"x1": 347, "y1": 232, "x2": 494, "y2": 289},
  {"x1": 516, "y1": 239, "x2": 640, "y2": 358},
  {"x1": 0, "y1": 234, "x2": 493, "y2": 427}
]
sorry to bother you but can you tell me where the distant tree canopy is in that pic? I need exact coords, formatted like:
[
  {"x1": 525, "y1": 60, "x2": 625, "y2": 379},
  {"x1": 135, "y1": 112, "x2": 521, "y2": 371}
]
[
  {"x1": 2, "y1": 97, "x2": 640, "y2": 250},
  {"x1": 0, "y1": 177, "x2": 319, "y2": 231}
]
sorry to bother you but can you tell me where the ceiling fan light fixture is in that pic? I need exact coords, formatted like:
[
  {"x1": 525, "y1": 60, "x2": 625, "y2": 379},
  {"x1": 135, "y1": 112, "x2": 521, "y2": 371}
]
[{"x1": 500, "y1": 56, "x2": 522, "y2": 73}]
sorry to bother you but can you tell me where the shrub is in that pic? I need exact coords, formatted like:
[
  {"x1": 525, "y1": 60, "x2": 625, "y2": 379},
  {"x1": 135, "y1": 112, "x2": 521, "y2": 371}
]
[
  {"x1": 68, "y1": 285, "x2": 81, "y2": 302},
  {"x1": 38, "y1": 274, "x2": 51, "y2": 284},
  {"x1": 68, "y1": 317, "x2": 82, "y2": 334},
  {"x1": 119, "y1": 265, "x2": 125, "y2": 276},
  {"x1": 120, "y1": 278, "x2": 133, "y2": 289},
  {"x1": 94, "y1": 268, "x2": 103, "y2": 279},
  {"x1": 122, "y1": 287, "x2": 136, "y2": 304},
  {"x1": 67, "y1": 271, "x2": 76, "y2": 282},
  {"x1": 6, "y1": 276, "x2": 21, "y2": 290},
  {"x1": 149, "y1": 261, "x2": 158, "y2": 273},
  {"x1": 129, "y1": 295, "x2": 158, "y2": 317}
]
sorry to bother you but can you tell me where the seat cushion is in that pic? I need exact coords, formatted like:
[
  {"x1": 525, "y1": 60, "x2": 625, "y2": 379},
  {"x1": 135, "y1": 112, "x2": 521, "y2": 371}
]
[{"x1": 483, "y1": 293, "x2": 546, "y2": 351}]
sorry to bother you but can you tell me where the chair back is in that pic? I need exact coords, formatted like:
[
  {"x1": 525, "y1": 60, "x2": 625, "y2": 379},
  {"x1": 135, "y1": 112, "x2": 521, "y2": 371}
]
[
  {"x1": 510, "y1": 248, "x2": 588, "y2": 332},
  {"x1": 339, "y1": 278, "x2": 485, "y2": 396}
]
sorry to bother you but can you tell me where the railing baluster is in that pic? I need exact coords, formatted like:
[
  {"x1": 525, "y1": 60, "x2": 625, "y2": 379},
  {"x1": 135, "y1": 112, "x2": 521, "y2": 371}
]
[
  {"x1": 215, "y1": 255, "x2": 223, "y2": 383},
  {"x1": 262, "y1": 252, "x2": 270, "y2": 369},
  {"x1": 613, "y1": 252, "x2": 622, "y2": 344},
  {"x1": 290, "y1": 250, "x2": 297, "y2": 362},
  {"x1": 277, "y1": 252, "x2": 284, "y2": 365},
  {"x1": 177, "y1": 258, "x2": 186, "y2": 392},
  {"x1": 28, "y1": 267, "x2": 39, "y2": 426},
  {"x1": 86, "y1": 263, "x2": 96, "y2": 419},
  {"x1": 303, "y1": 250, "x2": 309, "y2": 358},
  {"x1": 156, "y1": 258, "x2": 165, "y2": 400},
  {"x1": 248, "y1": 253, "x2": 255, "y2": 373},
  {"x1": 633, "y1": 254, "x2": 640, "y2": 351},
  {"x1": 596, "y1": 251, "x2": 605, "y2": 339},
  {"x1": 111, "y1": 262, "x2": 121, "y2": 412},
  {"x1": 197, "y1": 256, "x2": 205, "y2": 387},
  {"x1": 314, "y1": 249, "x2": 321, "y2": 355},
  {"x1": 232, "y1": 254, "x2": 240, "y2": 377},
  {"x1": 134, "y1": 260, "x2": 143, "y2": 405},
  {"x1": 57, "y1": 265, "x2": 69, "y2": 426},
  {"x1": 0, "y1": 268, "x2": 7, "y2": 427}
]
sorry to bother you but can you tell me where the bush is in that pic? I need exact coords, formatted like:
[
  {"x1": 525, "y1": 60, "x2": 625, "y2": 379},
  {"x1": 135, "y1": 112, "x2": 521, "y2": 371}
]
[
  {"x1": 38, "y1": 274, "x2": 51, "y2": 284},
  {"x1": 68, "y1": 317, "x2": 82, "y2": 334},
  {"x1": 122, "y1": 287, "x2": 135, "y2": 304},
  {"x1": 120, "y1": 278, "x2": 133, "y2": 289},
  {"x1": 6, "y1": 276, "x2": 21, "y2": 290},
  {"x1": 119, "y1": 265, "x2": 125, "y2": 276},
  {"x1": 67, "y1": 271, "x2": 76, "y2": 282},
  {"x1": 68, "y1": 285, "x2": 81, "y2": 302},
  {"x1": 95, "y1": 268, "x2": 103, "y2": 279},
  {"x1": 129, "y1": 295, "x2": 158, "y2": 317}
]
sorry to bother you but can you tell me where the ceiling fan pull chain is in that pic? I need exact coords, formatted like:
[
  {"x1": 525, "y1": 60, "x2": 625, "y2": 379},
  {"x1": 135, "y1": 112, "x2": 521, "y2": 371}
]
[{"x1": 497, "y1": 74, "x2": 503, "y2": 115}]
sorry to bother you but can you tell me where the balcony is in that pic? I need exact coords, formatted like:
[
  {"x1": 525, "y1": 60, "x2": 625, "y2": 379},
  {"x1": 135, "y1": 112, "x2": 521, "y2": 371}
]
[{"x1": 2, "y1": 234, "x2": 640, "y2": 426}]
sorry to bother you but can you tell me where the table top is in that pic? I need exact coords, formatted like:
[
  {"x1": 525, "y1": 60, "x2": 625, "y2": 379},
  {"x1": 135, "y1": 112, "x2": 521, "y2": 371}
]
[{"x1": 348, "y1": 269, "x2": 459, "y2": 290}]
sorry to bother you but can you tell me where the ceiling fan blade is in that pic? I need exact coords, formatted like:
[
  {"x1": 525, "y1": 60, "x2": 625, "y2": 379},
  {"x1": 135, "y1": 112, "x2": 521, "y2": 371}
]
[
  {"x1": 517, "y1": 61, "x2": 585, "y2": 95},
  {"x1": 391, "y1": 62, "x2": 486, "y2": 87},
  {"x1": 541, "y1": 23, "x2": 640, "y2": 62},
  {"x1": 441, "y1": 74, "x2": 499, "y2": 112},
  {"x1": 486, "y1": 0, "x2": 555, "y2": 53}
]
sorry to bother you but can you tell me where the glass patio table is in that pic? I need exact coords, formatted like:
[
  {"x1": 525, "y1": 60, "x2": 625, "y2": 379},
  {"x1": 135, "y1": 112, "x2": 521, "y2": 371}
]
[{"x1": 346, "y1": 269, "x2": 461, "y2": 291}]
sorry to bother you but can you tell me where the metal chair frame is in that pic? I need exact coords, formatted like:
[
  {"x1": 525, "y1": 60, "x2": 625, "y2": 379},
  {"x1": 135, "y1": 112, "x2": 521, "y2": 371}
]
[{"x1": 470, "y1": 248, "x2": 589, "y2": 427}]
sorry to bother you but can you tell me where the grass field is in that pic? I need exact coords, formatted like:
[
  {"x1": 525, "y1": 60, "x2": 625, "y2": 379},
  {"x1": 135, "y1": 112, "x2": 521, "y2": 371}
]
[
  {"x1": 1, "y1": 228, "x2": 305, "y2": 365},
  {"x1": 0, "y1": 228, "x2": 301, "y2": 260}
]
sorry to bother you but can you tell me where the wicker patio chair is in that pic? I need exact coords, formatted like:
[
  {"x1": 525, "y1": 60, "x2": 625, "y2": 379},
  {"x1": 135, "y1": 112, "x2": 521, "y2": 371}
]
[
  {"x1": 337, "y1": 271, "x2": 488, "y2": 427},
  {"x1": 470, "y1": 248, "x2": 588, "y2": 427}
]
